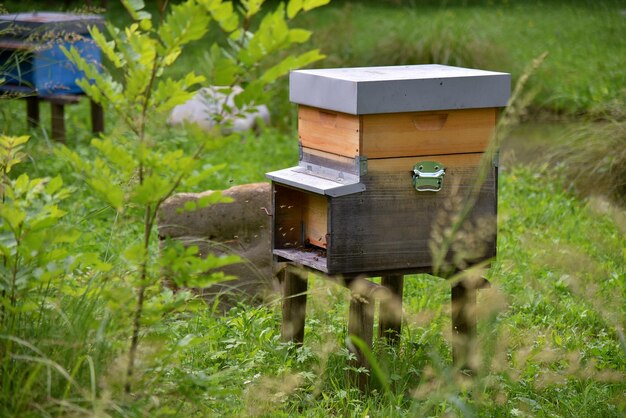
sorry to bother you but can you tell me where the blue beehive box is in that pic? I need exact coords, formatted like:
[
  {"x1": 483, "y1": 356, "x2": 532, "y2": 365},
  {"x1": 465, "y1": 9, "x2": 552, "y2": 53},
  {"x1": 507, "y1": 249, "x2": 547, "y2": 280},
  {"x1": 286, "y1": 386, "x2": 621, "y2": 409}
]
[{"x1": 0, "y1": 12, "x2": 103, "y2": 95}]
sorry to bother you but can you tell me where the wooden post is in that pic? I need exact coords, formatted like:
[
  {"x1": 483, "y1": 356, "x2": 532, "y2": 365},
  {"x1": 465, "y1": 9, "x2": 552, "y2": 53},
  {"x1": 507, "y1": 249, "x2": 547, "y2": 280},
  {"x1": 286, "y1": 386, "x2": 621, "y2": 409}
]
[
  {"x1": 379, "y1": 274, "x2": 403, "y2": 344},
  {"x1": 281, "y1": 266, "x2": 308, "y2": 345},
  {"x1": 26, "y1": 96, "x2": 39, "y2": 128},
  {"x1": 50, "y1": 102, "x2": 65, "y2": 142},
  {"x1": 348, "y1": 279, "x2": 375, "y2": 390},
  {"x1": 90, "y1": 100, "x2": 104, "y2": 134},
  {"x1": 451, "y1": 278, "x2": 477, "y2": 372}
]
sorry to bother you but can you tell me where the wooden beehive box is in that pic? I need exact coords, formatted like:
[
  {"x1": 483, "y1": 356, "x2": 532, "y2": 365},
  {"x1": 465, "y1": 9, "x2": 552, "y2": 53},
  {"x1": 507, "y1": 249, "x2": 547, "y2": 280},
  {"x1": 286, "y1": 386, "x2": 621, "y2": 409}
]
[
  {"x1": 267, "y1": 65, "x2": 510, "y2": 275},
  {"x1": 0, "y1": 12, "x2": 103, "y2": 95}
]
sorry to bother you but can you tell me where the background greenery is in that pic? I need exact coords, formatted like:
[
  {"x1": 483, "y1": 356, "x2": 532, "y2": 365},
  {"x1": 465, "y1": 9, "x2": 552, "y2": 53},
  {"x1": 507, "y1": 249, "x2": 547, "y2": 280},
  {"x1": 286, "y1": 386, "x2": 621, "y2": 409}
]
[{"x1": 0, "y1": 0, "x2": 624, "y2": 416}]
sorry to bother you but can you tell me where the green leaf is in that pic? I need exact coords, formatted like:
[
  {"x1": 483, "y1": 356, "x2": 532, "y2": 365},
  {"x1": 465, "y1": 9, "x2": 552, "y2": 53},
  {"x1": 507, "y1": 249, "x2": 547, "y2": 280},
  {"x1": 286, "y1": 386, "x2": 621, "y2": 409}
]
[
  {"x1": 121, "y1": 0, "x2": 151, "y2": 21},
  {"x1": 303, "y1": 0, "x2": 331, "y2": 12},
  {"x1": 159, "y1": 1, "x2": 211, "y2": 50},
  {"x1": 123, "y1": 242, "x2": 147, "y2": 264},
  {"x1": 242, "y1": 0, "x2": 265, "y2": 18},
  {"x1": 14, "y1": 173, "x2": 29, "y2": 194},
  {"x1": 132, "y1": 174, "x2": 169, "y2": 205},
  {"x1": 0, "y1": 205, "x2": 26, "y2": 233},
  {"x1": 234, "y1": 80, "x2": 266, "y2": 108},
  {"x1": 182, "y1": 163, "x2": 228, "y2": 188},
  {"x1": 287, "y1": 28, "x2": 312, "y2": 44},
  {"x1": 152, "y1": 77, "x2": 201, "y2": 114},
  {"x1": 197, "y1": 191, "x2": 234, "y2": 208},
  {"x1": 92, "y1": 138, "x2": 136, "y2": 175},
  {"x1": 51, "y1": 229, "x2": 81, "y2": 244},
  {"x1": 260, "y1": 49, "x2": 325, "y2": 84},
  {"x1": 287, "y1": 0, "x2": 303, "y2": 19},
  {"x1": 184, "y1": 201, "x2": 197, "y2": 212},
  {"x1": 137, "y1": 11, "x2": 151, "y2": 20},
  {"x1": 243, "y1": 5, "x2": 290, "y2": 64},
  {"x1": 88, "y1": 177, "x2": 124, "y2": 211},
  {"x1": 185, "y1": 271, "x2": 236, "y2": 288},
  {"x1": 126, "y1": 0, "x2": 145, "y2": 10},
  {"x1": 205, "y1": 1, "x2": 239, "y2": 33},
  {"x1": 29, "y1": 205, "x2": 67, "y2": 231},
  {"x1": 90, "y1": 25, "x2": 123, "y2": 68},
  {"x1": 210, "y1": 44, "x2": 240, "y2": 85},
  {"x1": 162, "y1": 47, "x2": 181, "y2": 67},
  {"x1": 44, "y1": 176, "x2": 64, "y2": 196},
  {"x1": 63, "y1": 45, "x2": 125, "y2": 107}
]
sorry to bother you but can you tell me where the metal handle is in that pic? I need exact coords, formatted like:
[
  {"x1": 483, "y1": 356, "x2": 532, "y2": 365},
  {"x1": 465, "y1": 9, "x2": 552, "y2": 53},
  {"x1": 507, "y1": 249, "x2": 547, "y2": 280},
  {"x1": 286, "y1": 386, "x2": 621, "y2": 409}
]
[{"x1": 412, "y1": 161, "x2": 446, "y2": 192}]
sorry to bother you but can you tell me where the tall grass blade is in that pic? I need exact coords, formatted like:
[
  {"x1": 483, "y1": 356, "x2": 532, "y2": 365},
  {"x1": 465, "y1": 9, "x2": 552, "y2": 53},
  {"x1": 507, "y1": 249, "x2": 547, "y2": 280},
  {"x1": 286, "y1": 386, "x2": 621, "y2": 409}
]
[
  {"x1": 348, "y1": 335, "x2": 392, "y2": 399},
  {"x1": 431, "y1": 52, "x2": 548, "y2": 276}
]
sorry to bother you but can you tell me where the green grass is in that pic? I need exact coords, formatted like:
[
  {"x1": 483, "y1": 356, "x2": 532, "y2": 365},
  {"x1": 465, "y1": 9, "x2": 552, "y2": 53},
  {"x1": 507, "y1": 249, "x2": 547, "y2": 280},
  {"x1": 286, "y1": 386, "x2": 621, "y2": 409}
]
[
  {"x1": 1, "y1": 0, "x2": 625, "y2": 416},
  {"x1": 3, "y1": 121, "x2": 625, "y2": 415},
  {"x1": 3, "y1": 0, "x2": 625, "y2": 120},
  {"x1": 290, "y1": 0, "x2": 626, "y2": 117},
  {"x1": 133, "y1": 164, "x2": 624, "y2": 417}
]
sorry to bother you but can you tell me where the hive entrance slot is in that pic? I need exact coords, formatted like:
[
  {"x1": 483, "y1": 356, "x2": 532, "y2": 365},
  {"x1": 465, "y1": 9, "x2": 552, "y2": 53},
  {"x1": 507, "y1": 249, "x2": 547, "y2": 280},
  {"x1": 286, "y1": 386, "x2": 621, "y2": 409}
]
[{"x1": 274, "y1": 185, "x2": 329, "y2": 251}]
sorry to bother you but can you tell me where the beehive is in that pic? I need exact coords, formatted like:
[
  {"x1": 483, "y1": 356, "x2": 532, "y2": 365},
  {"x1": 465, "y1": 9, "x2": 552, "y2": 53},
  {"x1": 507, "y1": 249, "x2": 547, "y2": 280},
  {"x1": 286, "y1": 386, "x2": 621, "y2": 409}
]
[
  {"x1": 0, "y1": 12, "x2": 103, "y2": 95},
  {"x1": 267, "y1": 65, "x2": 510, "y2": 275}
]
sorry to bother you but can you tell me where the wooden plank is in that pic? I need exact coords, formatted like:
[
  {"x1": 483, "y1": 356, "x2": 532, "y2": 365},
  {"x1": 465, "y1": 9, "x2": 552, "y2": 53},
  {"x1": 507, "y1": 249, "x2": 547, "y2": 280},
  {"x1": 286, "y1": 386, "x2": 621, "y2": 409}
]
[
  {"x1": 0, "y1": 40, "x2": 36, "y2": 50},
  {"x1": 298, "y1": 105, "x2": 361, "y2": 157},
  {"x1": 46, "y1": 94, "x2": 82, "y2": 105},
  {"x1": 368, "y1": 152, "x2": 484, "y2": 172},
  {"x1": 327, "y1": 153, "x2": 497, "y2": 274},
  {"x1": 303, "y1": 193, "x2": 328, "y2": 248},
  {"x1": 451, "y1": 278, "x2": 477, "y2": 372},
  {"x1": 273, "y1": 248, "x2": 328, "y2": 273},
  {"x1": 379, "y1": 275, "x2": 403, "y2": 344},
  {"x1": 347, "y1": 279, "x2": 375, "y2": 390},
  {"x1": 0, "y1": 84, "x2": 36, "y2": 96},
  {"x1": 91, "y1": 100, "x2": 104, "y2": 134},
  {"x1": 50, "y1": 101, "x2": 65, "y2": 142},
  {"x1": 301, "y1": 147, "x2": 358, "y2": 174},
  {"x1": 281, "y1": 266, "x2": 308, "y2": 344},
  {"x1": 361, "y1": 108, "x2": 497, "y2": 158},
  {"x1": 26, "y1": 96, "x2": 39, "y2": 127}
]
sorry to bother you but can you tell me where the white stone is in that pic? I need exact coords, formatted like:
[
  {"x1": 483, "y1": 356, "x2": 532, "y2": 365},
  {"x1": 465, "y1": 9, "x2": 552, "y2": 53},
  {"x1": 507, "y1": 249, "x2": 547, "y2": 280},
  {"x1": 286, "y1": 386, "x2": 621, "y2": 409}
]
[
  {"x1": 169, "y1": 86, "x2": 270, "y2": 133},
  {"x1": 158, "y1": 183, "x2": 276, "y2": 310}
]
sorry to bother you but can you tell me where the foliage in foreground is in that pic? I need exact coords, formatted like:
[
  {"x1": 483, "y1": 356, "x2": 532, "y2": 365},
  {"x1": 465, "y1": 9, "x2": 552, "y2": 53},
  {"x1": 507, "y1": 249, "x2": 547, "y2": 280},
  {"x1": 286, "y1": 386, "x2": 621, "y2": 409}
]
[
  {"x1": 60, "y1": 0, "x2": 328, "y2": 395},
  {"x1": 0, "y1": 0, "x2": 330, "y2": 413},
  {"x1": 2, "y1": 136, "x2": 625, "y2": 416},
  {"x1": 151, "y1": 166, "x2": 624, "y2": 417},
  {"x1": 0, "y1": 1, "x2": 624, "y2": 417}
]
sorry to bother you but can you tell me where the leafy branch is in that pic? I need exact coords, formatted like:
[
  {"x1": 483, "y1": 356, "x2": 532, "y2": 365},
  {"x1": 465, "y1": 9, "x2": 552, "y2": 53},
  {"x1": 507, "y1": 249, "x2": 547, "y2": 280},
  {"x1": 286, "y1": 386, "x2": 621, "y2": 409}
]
[{"x1": 61, "y1": 0, "x2": 328, "y2": 394}]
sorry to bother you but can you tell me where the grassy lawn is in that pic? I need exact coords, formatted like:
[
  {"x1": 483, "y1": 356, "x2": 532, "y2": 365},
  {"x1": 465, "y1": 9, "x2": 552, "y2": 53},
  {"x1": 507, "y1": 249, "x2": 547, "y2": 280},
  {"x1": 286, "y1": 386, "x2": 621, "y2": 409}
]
[
  {"x1": 0, "y1": 0, "x2": 625, "y2": 416},
  {"x1": 292, "y1": 0, "x2": 626, "y2": 116}
]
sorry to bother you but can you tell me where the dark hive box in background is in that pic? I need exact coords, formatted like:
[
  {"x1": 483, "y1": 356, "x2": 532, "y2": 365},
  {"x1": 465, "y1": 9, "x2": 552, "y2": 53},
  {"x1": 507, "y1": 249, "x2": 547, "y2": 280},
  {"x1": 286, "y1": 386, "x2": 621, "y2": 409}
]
[{"x1": 0, "y1": 12, "x2": 103, "y2": 95}]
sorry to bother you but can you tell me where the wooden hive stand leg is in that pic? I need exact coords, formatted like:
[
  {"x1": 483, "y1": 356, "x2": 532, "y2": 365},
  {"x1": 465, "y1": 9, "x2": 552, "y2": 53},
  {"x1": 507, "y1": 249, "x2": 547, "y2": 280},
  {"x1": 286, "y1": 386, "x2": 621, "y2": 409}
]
[
  {"x1": 281, "y1": 264, "x2": 308, "y2": 345},
  {"x1": 451, "y1": 275, "x2": 491, "y2": 372},
  {"x1": 90, "y1": 99, "x2": 104, "y2": 134},
  {"x1": 379, "y1": 274, "x2": 404, "y2": 344},
  {"x1": 26, "y1": 96, "x2": 40, "y2": 128},
  {"x1": 452, "y1": 277, "x2": 484, "y2": 372},
  {"x1": 348, "y1": 278, "x2": 375, "y2": 390},
  {"x1": 50, "y1": 101, "x2": 66, "y2": 142}
]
